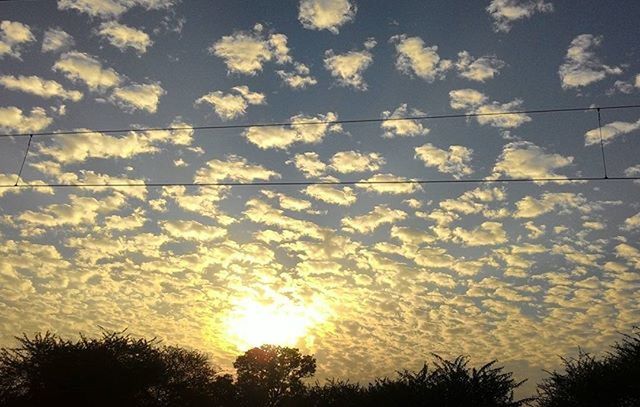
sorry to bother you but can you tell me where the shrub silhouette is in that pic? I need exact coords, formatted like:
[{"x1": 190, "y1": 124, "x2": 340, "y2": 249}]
[
  {"x1": 233, "y1": 345, "x2": 316, "y2": 406},
  {"x1": 0, "y1": 331, "x2": 233, "y2": 407},
  {"x1": 536, "y1": 328, "x2": 640, "y2": 407}
]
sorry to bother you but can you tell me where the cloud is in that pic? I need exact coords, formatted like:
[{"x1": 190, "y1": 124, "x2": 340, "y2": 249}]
[
  {"x1": 0, "y1": 106, "x2": 52, "y2": 133},
  {"x1": 357, "y1": 173, "x2": 422, "y2": 195},
  {"x1": 449, "y1": 89, "x2": 531, "y2": 128},
  {"x1": 262, "y1": 191, "x2": 315, "y2": 213},
  {"x1": 18, "y1": 193, "x2": 127, "y2": 228},
  {"x1": 110, "y1": 82, "x2": 165, "y2": 113},
  {"x1": 304, "y1": 184, "x2": 357, "y2": 206},
  {"x1": 38, "y1": 119, "x2": 192, "y2": 163},
  {"x1": 453, "y1": 221, "x2": 507, "y2": 246},
  {"x1": 162, "y1": 220, "x2": 227, "y2": 241},
  {"x1": 329, "y1": 151, "x2": 385, "y2": 173},
  {"x1": 414, "y1": 143, "x2": 473, "y2": 179},
  {"x1": 584, "y1": 118, "x2": 640, "y2": 146},
  {"x1": 0, "y1": 20, "x2": 35, "y2": 59},
  {"x1": 196, "y1": 85, "x2": 265, "y2": 120},
  {"x1": 390, "y1": 35, "x2": 451, "y2": 82},
  {"x1": 209, "y1": 25, "x2": 292, "y2": 75},
  {"x1": 342, "y1": 205, "x2": 407, "y2": 234},
  {"x1": 194, "y1": 155, "x2": 280, "y2": 183},
  {"x1": 57, "y1": 0, "x2": 177, "y2": 18},
  {"x1": 288, "y1": 152, "x2": 327, "y2": 177},
  {"x1": 559, "y1": 34, "x2": 622, "y2": 89},
  {"x1": 380, "y1": 104, "x2": 429, "y2": 138},
  {"x1": 455, "y1": 51, "x2": 505, "y2": 82},
  {"x1": 244, "y1": 198, "x2": 324, "y2": 239},
  {"x1": 514, "y1": 192, "x2": 586, "y2": 218},
  {"x1": 98, "y1": 21, "x2": 152, "y2": 54},
  {"x1": 298, "y1": 0, "x2": 356, "y2": 34},
  {"x1": 42, "y1": 28, "x2": 74, "y2": 53},
  {"x1": 0, "y1": 75, "x2": 83, "y2": 101},
  {"x1": 276, "y1": 62, "x2": 317, "y2": 89},
  {"x1": 53, "y1": 51, "x2": 122, "y2": 91},
  {"x1": 324, "y1": 44, "x2": 374, "y2": 90},
  {"x1": 244, "y1": 112, "x2": 341, "y2": 149},
  {"x1": 487, "y1": 0, "x2": 553, "y2": 32},
  {"x1": 622, "y1": 212, "x2": 640, "y2": 231},
  {"x1": 491, "y1": 141, "x2": 573, "y2": 181}
]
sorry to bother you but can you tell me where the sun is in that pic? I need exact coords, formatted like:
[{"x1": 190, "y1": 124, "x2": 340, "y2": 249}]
[{"x1": 225, "y1": 295, "x2": 327, "y2": 350}]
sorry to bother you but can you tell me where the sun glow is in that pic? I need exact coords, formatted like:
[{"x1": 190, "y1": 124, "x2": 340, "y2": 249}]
[{"x1": 225, "y1": 295, "x2": 328, "y2": 350}]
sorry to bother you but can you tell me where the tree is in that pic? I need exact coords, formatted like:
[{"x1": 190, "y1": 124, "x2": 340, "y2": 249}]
[
  {"x1": 0, "y1": 330, "x2": 233, "y2": 407},
  {"x1": 233, "y1": 345, "x2": 316, "y2": 406},
  {"x1": 536, "y1": 329, "x2": 640, "y2": 407},
  {"x1": 366, "y1": 354, "x2": 530, "y2": 407}
]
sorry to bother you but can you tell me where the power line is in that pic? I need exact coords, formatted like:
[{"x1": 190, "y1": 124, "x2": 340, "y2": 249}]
[
  {"x1": 1, "y1": 176, "x2": 639, "y2": 190},
  {"x1": 1, "y1": 103, "x2": 639, "y2": 139}
]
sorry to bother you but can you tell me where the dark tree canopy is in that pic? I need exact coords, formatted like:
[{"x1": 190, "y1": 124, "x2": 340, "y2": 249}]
[
  {"x1": 536, "y1": 329, "x2": 640, "y2": 407},
  {"x1": 233, "y1": 344, "x2": 316, "y2": 406},
  {"x1": 0, "y1": 331, "x2": 234, "y2": 407}
]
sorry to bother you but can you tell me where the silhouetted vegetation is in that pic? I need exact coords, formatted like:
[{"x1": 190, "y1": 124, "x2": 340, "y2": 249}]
[
  {"x1": 535, "y1": 328, "x2": 640, "y2": 407},
  {"x1": 0, "y1": 331, "x2": 235, "y2": 407},
  {"x1": 233, "y1": 345, "x2": 315, "y2": 406},
  {"x1": 2, "y1": 328, "x2": 639, "y2": 406}
]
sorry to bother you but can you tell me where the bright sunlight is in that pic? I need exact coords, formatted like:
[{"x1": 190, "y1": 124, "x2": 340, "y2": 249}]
[{"x1": 225, "y1": 295, "x2": 328, "y2": 350}]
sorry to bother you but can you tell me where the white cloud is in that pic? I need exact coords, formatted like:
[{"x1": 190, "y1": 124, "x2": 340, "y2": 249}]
[
  {"x1": 98, "y1": 21, "x2": 152, "y2": 54},
  {"x1": 196, "y1": 85, "x2": 265, "y2": 120},
  {"x1": 304, "y1": 184, "x2": 357, "y2": 206},
  {"x1": 0, "y1": 20, "x2": 35, "y2": 59},
  {"x1": 38, "y1": 119, "x2": 192, "y2": 163},
  {"x1": 380, "y1": 104, "x2": 429, "y2": 138},
  {"x1": 57, "y1": 0, "x2": 176, "y2": 18},
  {"x1": 449, "y1": 89, "x2": 488, "y2": 110},
  {"x1": 584, "y1": 118, "x2": 640, "y2": 146},
  {"x1": 298, "y1": 0, "x2": 356, "y2": 34},
  {"x1": 487, "y1": 0, "x2": 553, "y2": 32},
  {"x1": 276, "y1": 62, "x2": 317, "y2": 89},
  {"x1": 357, "y1": 173, "x2": 422, "y2": 195},
  {"x1": 110, "y1": 82, "x2": 165, "y2": 113},
  {"x1": 0, "y1": 75, "x2": 83, "y2": 101},
  {"x1": 515, "y1": 192, "x2": 586, "y2": 218},
  {"x1": 0, "y1": 106, "x2": 52, "y2": 133},
  {"x1": 330, "y1": 151, "x2": 385, "y2": 173},
  {"x1": 414, "y1": 143, "x2": 474, "y2": 178},
  {"x1": 449, "y1": 89, "x2": 531, "y2": 129},
  {"x1": 559, "y1": 34, "x2": 622, "y2": 89},
  {"x1": 162, "y1": 220, "x2": 226, "y2": 241},
  {"x1": 453, "y1": 221, "x2": 508, "y2": 246},
  {"x1": 622, "y1": 213, "x2": 640, "y2": 231},
  {"x1": 209, "y1": 25, "x2": 292, "y2": 75},
  {"x1": 288, "y1": 152, "x2": 327, "y2": 177},
  {"x1": 53, "y1": 51, "x2": 122, "y2": 91},
  {"x1": 342, "y1": 205, "x2": 407, "y2": 234},
  {"x1": 390, "y1": 35, "x2": 452, "y2": 82},
  {"x1": 455, "y1": 51, "x2": 505, "y2": 82},
  {"x1": 194, "y1": 155, "x2": 280, "y2": 183},
  {"x1": 41, "y1": 28, "x2": 74, "y2": 53},
  {"x1": 491, "y1": 141, "x2": 573, "y2": 181},
  {"x1": 244, "y1": 112, "x2": 341, "y2": 149},
  {"x1": 324, "y1": 45, "x2": 374, "y2": 90}
]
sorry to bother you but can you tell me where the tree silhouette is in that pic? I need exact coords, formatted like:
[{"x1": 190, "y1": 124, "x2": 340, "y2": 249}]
[
  {"x1": 0, "y1": 331, "x2": 233, "y2": 407},
  {"x1": 536, "y1": 329, "x2": 640, "y2": 407},
  {"x1": 365, "y1": 354, "x2": 530, "y2": 407},
  {"x1": 233, "y1": 345, "x2": 316, "y2": 406}
]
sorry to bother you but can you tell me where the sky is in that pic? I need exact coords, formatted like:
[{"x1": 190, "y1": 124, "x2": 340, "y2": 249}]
[{"x1": 1, "y1": 0, "x2": 640, "y2": 396}]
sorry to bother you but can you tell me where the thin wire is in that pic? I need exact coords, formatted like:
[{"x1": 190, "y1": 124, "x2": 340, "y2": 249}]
[
  {"x1": 14, "y1": 134, "x2": 32, "y2": 186},
  {"x1": 1, "y1": 103, "x2": 639, "y2": 139},
  {"x1": 1, "y1": 176, "x2": 639, "y2": 190},
  {"x1": 596, "y1": 108, "x2": 609, "y2": 179}
]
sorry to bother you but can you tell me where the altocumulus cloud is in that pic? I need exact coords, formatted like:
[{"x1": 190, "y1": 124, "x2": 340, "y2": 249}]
[{"x1": 298, "y1": 0, "x2": 357, "y2": 34}]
